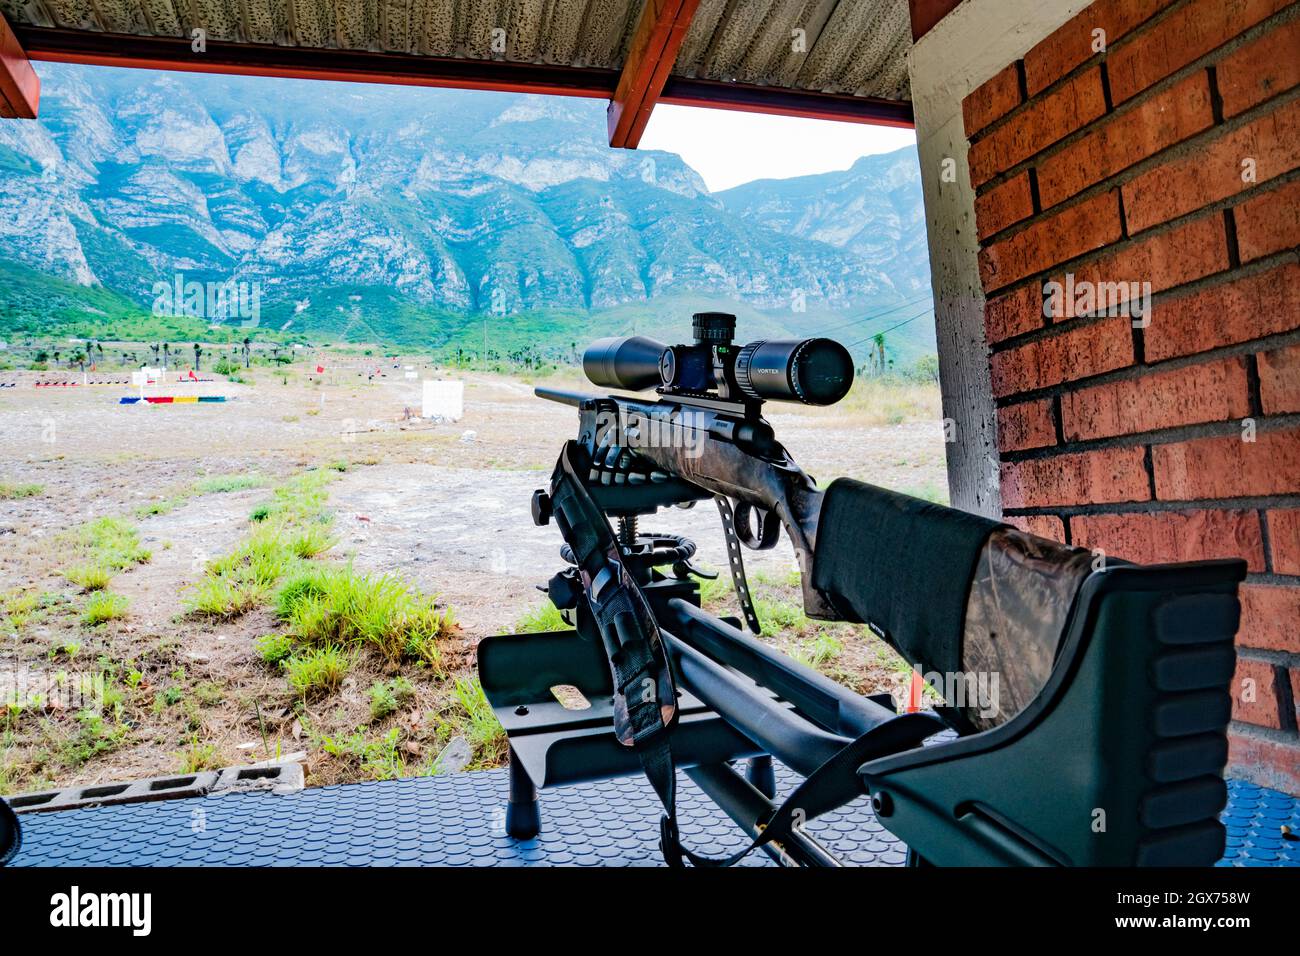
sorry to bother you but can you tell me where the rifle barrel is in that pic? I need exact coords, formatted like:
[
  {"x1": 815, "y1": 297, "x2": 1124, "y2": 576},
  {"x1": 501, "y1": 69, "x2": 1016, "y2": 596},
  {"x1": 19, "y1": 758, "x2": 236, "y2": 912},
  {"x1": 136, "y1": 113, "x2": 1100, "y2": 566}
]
[{"x1": 535, "y1": 386, "x2": 595, "y2": 407}]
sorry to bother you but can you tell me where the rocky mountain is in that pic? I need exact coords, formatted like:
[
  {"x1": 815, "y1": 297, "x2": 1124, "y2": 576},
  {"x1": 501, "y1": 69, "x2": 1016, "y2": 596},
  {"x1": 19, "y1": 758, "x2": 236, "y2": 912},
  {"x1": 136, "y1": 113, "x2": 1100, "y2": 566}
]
[
  {"x1": 717, "y1": 151, "x2": 931, "y2": 298},
  {"x1": 0, "y1": 63, "x2": 932, "y2": 353}
]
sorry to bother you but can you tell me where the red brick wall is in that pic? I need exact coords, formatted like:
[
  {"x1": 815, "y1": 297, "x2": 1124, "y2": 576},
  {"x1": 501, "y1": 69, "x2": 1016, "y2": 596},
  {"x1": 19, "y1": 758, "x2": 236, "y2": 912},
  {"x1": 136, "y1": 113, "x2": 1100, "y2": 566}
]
[{"x1": 963, "y1": 0, "x2": 1300, "y2": 793}]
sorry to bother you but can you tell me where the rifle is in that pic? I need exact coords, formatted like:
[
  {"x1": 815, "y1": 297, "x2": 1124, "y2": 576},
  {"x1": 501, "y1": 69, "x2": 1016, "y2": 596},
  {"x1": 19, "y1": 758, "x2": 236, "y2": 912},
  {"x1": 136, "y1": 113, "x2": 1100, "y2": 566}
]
[{"x1": 478, "y1": 312, "x2": 1243, "y2": 867}]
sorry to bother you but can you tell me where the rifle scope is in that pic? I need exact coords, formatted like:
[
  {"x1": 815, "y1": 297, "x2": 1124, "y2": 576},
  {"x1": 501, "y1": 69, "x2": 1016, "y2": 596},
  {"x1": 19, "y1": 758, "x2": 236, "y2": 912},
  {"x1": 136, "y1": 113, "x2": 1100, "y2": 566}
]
[{"x1": 583, "y1": 313, "x2": 853, "y2": 406}]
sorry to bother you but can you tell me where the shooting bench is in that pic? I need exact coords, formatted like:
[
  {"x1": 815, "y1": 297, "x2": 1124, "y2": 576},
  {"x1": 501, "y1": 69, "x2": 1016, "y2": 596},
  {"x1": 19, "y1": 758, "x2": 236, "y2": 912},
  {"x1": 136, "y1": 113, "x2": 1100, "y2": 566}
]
[{"x1": 480, "y1": 479, "x2": 1244, "y2": 867}]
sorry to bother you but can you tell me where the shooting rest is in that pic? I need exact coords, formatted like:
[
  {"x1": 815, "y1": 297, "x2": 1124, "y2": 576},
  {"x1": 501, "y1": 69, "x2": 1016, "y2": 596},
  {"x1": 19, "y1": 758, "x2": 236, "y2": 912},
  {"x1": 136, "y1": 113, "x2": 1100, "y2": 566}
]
[{"x1": 479, "y1": 479, "x2": 1244, "y2": 867}]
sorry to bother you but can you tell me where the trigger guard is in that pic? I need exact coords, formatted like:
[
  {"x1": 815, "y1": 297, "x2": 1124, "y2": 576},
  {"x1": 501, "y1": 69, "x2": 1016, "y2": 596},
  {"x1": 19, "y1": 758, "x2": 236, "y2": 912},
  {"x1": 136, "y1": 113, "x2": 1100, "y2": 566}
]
[{"x1": 733, "y1": 501, "x2": 781, "y2": 550}]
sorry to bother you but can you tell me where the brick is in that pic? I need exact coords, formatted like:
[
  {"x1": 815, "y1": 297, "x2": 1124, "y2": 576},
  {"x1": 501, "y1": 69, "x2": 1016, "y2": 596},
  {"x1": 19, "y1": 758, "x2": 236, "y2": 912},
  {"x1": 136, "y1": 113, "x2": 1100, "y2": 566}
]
[
  {"x1": 1153, "y1": 426, "x2": 1300, "y2": 500},
  {"x1": 1228, "y1": 732, "x2": 1300, "y2": 795},
  {"x1": 990, "y1": 315, "x2": 1133, "y2": 398},
  {"x1": 1121, "y1": 96, "x2": 1300, "y2": 234},
  {"x1": 968, "y1": 68, "x2": 1106, "y2": 187},
  {"x1": 1036, "y1": 71, "x2": 1214, "y2": 209},
  {"x1": 1023, "y1": 0, "x2": 1176, "y2": 96},
  {"x1": 1259, "y1": 343, "x2": 1300, "y2": 413},
  {"x1": 1061, "y1": 356, "x2": 1251, "y2": 441},
  {"x1": 1145, "y1": 261, "x2": 1300, "y2": 361},
  {"x1": 1053, "y1": 214, "x2": 1229, "y2": 323},
  {"x1": 1239, "y1": 584, "x2": 1300, "y2": 653},
  {"x1": 1235, "y1": 176, "x2": 1300, "y2": 263},
  {"x1": 1267, "y1": 510, "x2": 1300, "y2": 575},
  {"x1": 975, "y1": 172, "x2": 1035, "y2": 240},
  {"x1": 1000, "y1": 446, "x2": 1150, "y2": 509},
  {"x1": 998, "y1": 397, "x2": 1056, "y2": 451},
  {"x1": 984, "y1": 283, "x2": 1042, "y2": 345},
  {"x1": 1216, "y1": 13, "x2": 1300, "y2": 116},
  {"x1": 979, "y1": 191, "x2": 1122, "y2": 292},
  {"x1": 1231, "y1": 658, "x2": 1283, "y2": 728},
  {"x1": 1005, "y1": 514, "x2": 1067, "y2": 541},
  {"x1": 1071, "y1": 509, "x2": 1266, "y2": 571},
  {"x1": 964, "y1": 63, "x2": 1022, "y2": 137},
  {"x1": 1107, "y1": 0, "x2": 1293, "y2": 105}
]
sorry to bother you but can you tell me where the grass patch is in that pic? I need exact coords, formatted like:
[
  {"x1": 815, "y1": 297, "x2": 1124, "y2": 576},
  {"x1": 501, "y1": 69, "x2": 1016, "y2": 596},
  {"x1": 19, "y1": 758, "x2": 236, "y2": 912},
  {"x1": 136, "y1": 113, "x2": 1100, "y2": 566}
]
[
  {"x1": 254, "y1": 633, "x2": 295, "y2": 666},
  {"x1": 895, "y1": 481, "x2": 949, "y2": 505},
  {"x1": 832, "y1": 376, "x2": 942, "y2": 426},
  {"x1": 64, "y1": 562, "x2": 111, "y2": 591},
  {"x1": 276, "y1": 564, "x2": 455, "y2": 663},
  {"x1": 788, "y1": 632, "x2": 844, "y2": 670},
  {"x1": 284, "y1": 645, "x2": 350, "y2": 699},
  {"x1": 368, "y1": 677, "x2": 414, "y2": 721},
  {"x1": 133, "y1": 493, "x2": 190, "y2": 519},
  {"x1": 58, "y1": 710, "x2": 129, "y2": 768},
  {"x1": 63, "y1": 518, "x2": 151, "y2": 581},
  {"x1": 176, "y1": 737, "x2": 221, "y2": 773},
  {"x1": 195, "y1": 473, "x2": 264, "y2": 494},
  {"x1": 285, "y1": 524, "x2": 338, "y2": 559},
  {"x1": 0, "y1": 481, "x2": 42, "y2": 499},
  {"x1": 319, "y1": 726, "x2": 408, "y2": 781},
  {"x1": 452, "y1": 676, "x2": 506, "y2": 766},
  {"x1": 186, "y1": 525, "x2": 300, "y2": 618},
  {"x1": 1, "y1": 589, "x2": 41, "y2": 633},
  {"x1": 514, "y1": 600, "x2": 567, "y2": 633},
  {"x1": 82, "y1": 591, "x2": 129, "y2": 626},
  {"x1": 186, "y1": 470, "x2": 339, "y2": 620}
]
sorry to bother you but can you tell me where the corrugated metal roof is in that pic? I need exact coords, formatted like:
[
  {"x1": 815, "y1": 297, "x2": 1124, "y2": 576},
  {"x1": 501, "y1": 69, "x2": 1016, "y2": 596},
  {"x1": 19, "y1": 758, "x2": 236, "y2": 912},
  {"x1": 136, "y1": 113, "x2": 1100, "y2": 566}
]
[{"x1": 0, "y1": 0, "x2": 911, "y2": 100}]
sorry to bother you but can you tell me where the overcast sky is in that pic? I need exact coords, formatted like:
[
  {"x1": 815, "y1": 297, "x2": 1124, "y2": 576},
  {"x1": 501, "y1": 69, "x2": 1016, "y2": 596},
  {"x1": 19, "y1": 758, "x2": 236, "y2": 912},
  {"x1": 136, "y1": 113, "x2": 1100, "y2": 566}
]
[{"x1": 640, "y1": 104, "x2": 918, "y2": 192}]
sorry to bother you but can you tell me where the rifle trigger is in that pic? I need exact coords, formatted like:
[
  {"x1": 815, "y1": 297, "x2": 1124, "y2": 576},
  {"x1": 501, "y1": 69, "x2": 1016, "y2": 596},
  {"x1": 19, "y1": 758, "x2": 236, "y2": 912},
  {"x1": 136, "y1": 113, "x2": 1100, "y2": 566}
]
[{"x1": 714, "y1": 496, "x2": 763, "y2": 635}]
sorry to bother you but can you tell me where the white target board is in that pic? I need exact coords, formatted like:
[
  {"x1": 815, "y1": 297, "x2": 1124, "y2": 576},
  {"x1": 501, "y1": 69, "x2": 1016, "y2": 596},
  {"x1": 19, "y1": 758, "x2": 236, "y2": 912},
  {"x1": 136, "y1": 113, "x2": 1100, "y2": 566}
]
[{"x1": 422, "y1": 380, "x2": 464, "y2": 421}]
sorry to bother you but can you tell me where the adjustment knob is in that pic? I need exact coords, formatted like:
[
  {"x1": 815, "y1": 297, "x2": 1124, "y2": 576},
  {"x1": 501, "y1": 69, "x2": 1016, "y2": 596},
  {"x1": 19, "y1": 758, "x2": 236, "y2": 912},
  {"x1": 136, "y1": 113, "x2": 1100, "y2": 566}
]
[
  {"x1": 547, "y1": 569, "x2": 582, "y2": 610},
  {"x1": 531, "y1": 489, "x2": 552, "y2": 526},
  {"x1": 691, "y1": 311, "x2": 736, "y2": 345}
]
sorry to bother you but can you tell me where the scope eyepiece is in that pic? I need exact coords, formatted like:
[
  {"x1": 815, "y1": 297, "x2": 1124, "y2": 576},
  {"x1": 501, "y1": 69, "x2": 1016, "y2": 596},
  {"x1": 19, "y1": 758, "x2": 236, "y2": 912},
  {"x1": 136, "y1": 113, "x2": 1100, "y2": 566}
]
[{"x1": 735, "y1": 338, "x2": 854, "y2": 406}]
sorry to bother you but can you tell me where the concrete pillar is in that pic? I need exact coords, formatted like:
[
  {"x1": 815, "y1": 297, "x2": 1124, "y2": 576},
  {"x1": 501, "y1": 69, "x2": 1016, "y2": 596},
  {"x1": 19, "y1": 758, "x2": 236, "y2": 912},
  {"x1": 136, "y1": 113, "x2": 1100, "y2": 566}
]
[{"x1": 907, "y1": 0, "x2": 1086, "y2": 516}]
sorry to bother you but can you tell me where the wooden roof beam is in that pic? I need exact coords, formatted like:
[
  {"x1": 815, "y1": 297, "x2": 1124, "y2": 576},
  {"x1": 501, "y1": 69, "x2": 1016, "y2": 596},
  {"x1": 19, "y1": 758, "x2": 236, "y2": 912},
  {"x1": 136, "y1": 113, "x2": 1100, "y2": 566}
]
[
  {"x1": 0, "y1": 13, "x2": 39, "y2": 118},
  {"x1": 607, "y1": 0, "x2": 700, "y2": 149},
  {"x1": 908, "y1": 0, "x2": 964, "y2": 42}
]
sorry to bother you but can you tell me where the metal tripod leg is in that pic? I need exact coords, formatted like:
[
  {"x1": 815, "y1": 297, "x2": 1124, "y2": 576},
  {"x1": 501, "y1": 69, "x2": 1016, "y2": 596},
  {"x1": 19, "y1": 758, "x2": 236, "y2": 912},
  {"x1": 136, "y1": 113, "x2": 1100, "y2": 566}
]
[{"x1": 504, "y1": 746, "x2": 541, "y2": 839}]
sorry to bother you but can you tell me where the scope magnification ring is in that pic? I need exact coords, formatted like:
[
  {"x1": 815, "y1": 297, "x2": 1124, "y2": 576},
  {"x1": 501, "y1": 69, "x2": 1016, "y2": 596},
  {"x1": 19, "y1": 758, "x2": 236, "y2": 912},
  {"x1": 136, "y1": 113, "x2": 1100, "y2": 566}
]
[{"x1": 734, "y1": 340, "x2": 765, "y2": 401}]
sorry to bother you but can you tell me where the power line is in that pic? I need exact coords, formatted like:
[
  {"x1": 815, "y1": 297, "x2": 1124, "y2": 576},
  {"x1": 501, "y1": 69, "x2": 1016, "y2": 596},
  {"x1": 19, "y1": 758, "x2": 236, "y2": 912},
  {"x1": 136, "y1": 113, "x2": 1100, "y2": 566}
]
[
  {"x1": 811, "y1": 292, "x2": 934, "y2": 338},
  {"x1": 844, "y1": 306, "x2": 934, "y2": 350}
]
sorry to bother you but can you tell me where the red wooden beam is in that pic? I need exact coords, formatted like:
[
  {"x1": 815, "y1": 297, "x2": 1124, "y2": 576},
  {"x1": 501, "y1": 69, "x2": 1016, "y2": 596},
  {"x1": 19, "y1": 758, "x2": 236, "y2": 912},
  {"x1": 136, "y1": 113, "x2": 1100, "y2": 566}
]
[
  {"x1": 661, "y1": 77, "x2": 913, "y2": 128},
  {"x1": 908, "y1": 0, "x2": 964, "y2": 42},
  {"x1": 11, "y1": 23, "x2": 913, "y2": 131},
  {"x1": 0, "y1": 14, "x2": 39, "y2": 118},
  {"x1": 607, "y1": 0, "x2": 701, "y2": 149}
]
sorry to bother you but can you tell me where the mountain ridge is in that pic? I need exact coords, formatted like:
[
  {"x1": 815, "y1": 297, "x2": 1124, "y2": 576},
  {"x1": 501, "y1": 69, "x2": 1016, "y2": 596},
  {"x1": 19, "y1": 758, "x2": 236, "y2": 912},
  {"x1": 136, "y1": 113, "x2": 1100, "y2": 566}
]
[{"x1": 0, "y1": 64, "x2": 934, "y2": 358}]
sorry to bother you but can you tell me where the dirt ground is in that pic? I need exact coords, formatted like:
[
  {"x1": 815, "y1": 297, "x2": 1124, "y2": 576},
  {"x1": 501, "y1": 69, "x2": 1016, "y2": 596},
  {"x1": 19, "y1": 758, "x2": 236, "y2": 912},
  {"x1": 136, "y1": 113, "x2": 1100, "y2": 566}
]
[{"x1": 0, "y1": 354, "x2": 946, "y2": 794}]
